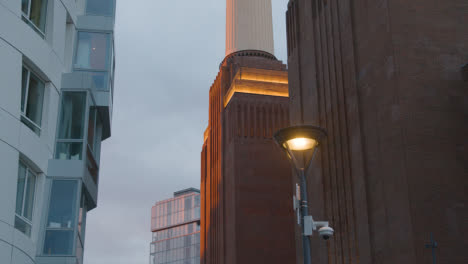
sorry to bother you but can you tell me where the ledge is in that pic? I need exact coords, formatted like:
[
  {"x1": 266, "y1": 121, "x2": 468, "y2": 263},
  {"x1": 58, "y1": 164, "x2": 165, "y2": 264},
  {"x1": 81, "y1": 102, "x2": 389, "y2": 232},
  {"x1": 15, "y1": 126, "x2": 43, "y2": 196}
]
[{"x1": 224, "y1": 67, "x2": 289, "y2": 107}]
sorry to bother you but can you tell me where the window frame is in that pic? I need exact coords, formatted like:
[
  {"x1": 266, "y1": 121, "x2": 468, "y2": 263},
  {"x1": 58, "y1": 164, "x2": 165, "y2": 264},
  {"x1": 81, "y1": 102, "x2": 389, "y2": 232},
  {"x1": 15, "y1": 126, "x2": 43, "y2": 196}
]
[
  {"x1": 42, "y1": 179, "x2": 81, "y2": 256},
  {"x1": 76, "y1": 192, "x2": 87, "y2": 249},
  {"x1": 15, "y1": 160, "x2": 38, "y2": 237},
  {"x1": 21, "y1": 0, "x2": 48, "y2": 37},
  {"x1": 54, "y1": 91, "x2": 88, "y2": 160},
  {"x1": 73, "y1": 30, "x2": 113, "y2": 91},
  {"x1": 87, "y1": 107, "x2": 97, "y2": 154},
  {"x1": 73, "y1": 31, "x2": 112, "y2": 71},
  {"x1": 21, "y1": 65, "x2": 46, "y2": 136},
  {"x1": 85, "y1": 105, "x2": 102, "y2": 180},
  {"x1": 54, "y1": 91, "x2": 102, "y2": 183}
]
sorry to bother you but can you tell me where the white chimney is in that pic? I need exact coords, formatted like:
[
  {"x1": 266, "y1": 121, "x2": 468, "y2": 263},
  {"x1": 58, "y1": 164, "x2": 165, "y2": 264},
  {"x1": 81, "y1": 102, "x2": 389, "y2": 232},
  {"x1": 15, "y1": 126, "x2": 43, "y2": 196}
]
[{"x1": 226, "y1": 0, "x2": 275, "y2": 56}]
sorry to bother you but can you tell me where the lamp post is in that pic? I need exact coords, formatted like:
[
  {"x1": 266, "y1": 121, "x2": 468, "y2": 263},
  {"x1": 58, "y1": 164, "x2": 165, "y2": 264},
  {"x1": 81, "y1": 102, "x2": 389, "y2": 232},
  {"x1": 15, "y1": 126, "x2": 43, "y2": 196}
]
[{"x1": 273, "y1": 125, "x2": 333, "y2": 264}]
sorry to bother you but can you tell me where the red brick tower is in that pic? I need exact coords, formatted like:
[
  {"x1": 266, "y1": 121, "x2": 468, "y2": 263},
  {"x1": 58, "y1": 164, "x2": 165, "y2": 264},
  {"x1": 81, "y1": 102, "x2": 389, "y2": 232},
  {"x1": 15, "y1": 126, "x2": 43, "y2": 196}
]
[
  {"x1": 200, "y1": 51, "x2": 297, "y2": 264},
  {"x1": 200, "y1": 2, "x2": 297, "y2": 263}
]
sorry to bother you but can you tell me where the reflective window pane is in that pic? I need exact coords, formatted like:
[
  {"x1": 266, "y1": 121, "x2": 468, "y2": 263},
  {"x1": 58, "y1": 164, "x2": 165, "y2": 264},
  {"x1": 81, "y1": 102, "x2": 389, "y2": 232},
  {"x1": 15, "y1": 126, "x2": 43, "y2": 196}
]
[
  {"x1": 15, "y1": 161, "x2": 36, "y2": 237},
  {"x1": 29, "y1": 0, "x2": 48, "y2": 32},
  {"x1": 87, "y1": 107, "x2": 96, "y2": 151},
  {"x1": 23, "y1": 171, "x2": 36, "y2": 220},
  {"x1": 25, "y1": 73, "x2": 45, "y2": 126},
  {"x1": 76, "y1": 193, "x2": 87, "y2": 262},
  {"x1": 77, "y1": 193, "x2": 88, "y2": 240},
  {"x1": 43, "y1": 230, "x2": 74, "y2": 255},
  {"x1": 21, "y1": 67, "x2": 45, "y2": 135},
  {"x1": 75, "y1": 32, "x2": 110, "y2": 70},
  {"x1": 46, "y1": 180, "x2": 78, "y2": 229},
  {"x1": 21, "y1": 67, "x2": 28, "y2": 112},
  {"x1": 15, "y1": 163, "x2": 27, "y2": 215},
  {"x1": 44, "y1": 180, "x2": 78, "y2": 255},
  {"x1": 90, "y1": 71, "x2": 108, "y2": 90},
  {"x1": 55, "y1": 142, "x2": 83, "y2": 160},
  {"x1": 58, "y1": 92, "x2": 87, "y2": 139},
  {"x1": 86, "y1": 0, "x2": 114, "y2": 16}
]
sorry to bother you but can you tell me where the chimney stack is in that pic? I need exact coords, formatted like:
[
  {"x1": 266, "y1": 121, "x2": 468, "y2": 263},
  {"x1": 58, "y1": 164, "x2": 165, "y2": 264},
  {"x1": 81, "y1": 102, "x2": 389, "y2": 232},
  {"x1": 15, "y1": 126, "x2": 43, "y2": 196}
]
[{"x1": 225, "y1": 0, "x2": 275, "y2": 56}]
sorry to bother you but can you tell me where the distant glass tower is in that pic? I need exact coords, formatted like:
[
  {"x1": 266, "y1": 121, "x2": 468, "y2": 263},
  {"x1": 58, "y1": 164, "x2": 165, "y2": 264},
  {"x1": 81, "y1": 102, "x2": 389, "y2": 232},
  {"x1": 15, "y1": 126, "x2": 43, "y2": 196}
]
[{"x1": 150, "y1": 188, "x2": 201, "y2": 264}]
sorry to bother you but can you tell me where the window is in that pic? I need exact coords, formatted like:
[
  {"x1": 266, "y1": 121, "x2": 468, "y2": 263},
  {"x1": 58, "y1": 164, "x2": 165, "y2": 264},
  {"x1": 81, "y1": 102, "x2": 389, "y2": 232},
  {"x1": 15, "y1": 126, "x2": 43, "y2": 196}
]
[
  {"x1": 55, "y1": 92, "x2": 87, "y2": 160},
  {"x1": 21, "y1": 66, "x2": 45, "y2": 135},
  {"x1": 89, "y1": 71, "x2": 109, "y2": 90},
  {"x1": 75, "y1": 32, "x2": 110, "y2": 70},
  {"x1": 87, "y1": 107, "x2": 97, "y2": 153},
  {"x1": 86, "y1": 106, "x2": 101, "y2": 183},
  {"x1": 86, "y1": 0, "x2": 114, "y2": 16},
  {"x1": 76, "y1": 193, "x2": 87, "y2": 264},
  {"x1": 14, "y1": 161, "x2": 37, "y2": 236},
  {"x1": 43, "y1": 180, "x2": 78, "y2": 255},
  {"x1": 21, "y1": 0, "x2": 48, "y2": 35},
  {"x1": 77, "y1": 194, "x2": 87, "y2": 243},
  {"x1": 74, "y1": 31, "x2": 112, "y2": 91}
]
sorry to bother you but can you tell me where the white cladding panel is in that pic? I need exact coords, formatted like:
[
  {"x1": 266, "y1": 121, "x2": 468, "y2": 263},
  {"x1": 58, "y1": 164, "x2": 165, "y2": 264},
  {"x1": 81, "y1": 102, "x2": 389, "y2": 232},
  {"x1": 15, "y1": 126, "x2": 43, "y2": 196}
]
[
  {"x1": 0, "y1": 1, "x2": 73, "y2": 263},
  {"x1": 0, "y1": 240, "x2": 13, "y2": 264},
  {"x1": 226, "y1": 0, "x2": 274, "y2": 56}
]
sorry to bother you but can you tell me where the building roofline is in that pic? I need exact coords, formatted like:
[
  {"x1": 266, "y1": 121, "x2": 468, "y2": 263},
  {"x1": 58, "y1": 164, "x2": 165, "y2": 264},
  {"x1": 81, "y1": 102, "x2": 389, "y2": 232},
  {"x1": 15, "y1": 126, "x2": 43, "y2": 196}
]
[{"x1": 174, "y1": 188, "x2": 200, "y2": 197}]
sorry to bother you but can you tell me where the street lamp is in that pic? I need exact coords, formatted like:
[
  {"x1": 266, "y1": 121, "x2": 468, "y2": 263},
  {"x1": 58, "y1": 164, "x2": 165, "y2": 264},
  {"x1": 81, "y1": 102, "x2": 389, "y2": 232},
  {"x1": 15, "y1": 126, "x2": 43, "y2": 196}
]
[{"x1": 273, "y1": 125, "x2": 334, "y2": 264}]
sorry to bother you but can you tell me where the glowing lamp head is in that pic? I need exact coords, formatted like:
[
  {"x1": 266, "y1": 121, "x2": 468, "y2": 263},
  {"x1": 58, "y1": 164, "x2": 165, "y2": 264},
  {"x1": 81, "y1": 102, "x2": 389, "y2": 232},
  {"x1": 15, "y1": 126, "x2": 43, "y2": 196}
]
[
  {"x1": 274, "y1": 126, "x2": 327, "y2": 172},
  {"x1": 285, "y1": 137, "x2": 317, "y2": 151}
]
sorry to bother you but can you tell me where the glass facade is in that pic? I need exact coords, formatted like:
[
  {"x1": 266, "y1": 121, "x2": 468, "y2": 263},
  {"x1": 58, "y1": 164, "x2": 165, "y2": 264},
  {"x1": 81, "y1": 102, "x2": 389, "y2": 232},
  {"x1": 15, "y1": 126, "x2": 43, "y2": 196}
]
[
  {"x1": 55, "y1": 92, "x2": 87, "y2": 160},
  {"x1": 151, "y1": 193, "x2": 201, "y2": 230},
  {"x1": 74, "y1": 31, "x2": 113, "y2": 91},
  {"x1": 150, "y1": 190, "x2": 200, "y2": 264},
  {"x1": 75, "y1": 32, "x2": 110, "y2": 70},
  {"x1": 89, "y1": 71, "x2": 108, "y2": 90},
  {"x1": 43, "y1": 180, "x2": 78, "y2": 255}
]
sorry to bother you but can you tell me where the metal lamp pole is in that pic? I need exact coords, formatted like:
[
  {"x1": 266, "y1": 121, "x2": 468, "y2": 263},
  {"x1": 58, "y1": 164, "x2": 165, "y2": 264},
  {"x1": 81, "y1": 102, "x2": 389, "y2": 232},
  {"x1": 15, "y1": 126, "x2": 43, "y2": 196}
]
[
  {"x1": 273, "y1": 125, "x2": 333, "y2": 264},
  {"x1": 299, "y1": 168, "x2": 312, "y2": 264}
]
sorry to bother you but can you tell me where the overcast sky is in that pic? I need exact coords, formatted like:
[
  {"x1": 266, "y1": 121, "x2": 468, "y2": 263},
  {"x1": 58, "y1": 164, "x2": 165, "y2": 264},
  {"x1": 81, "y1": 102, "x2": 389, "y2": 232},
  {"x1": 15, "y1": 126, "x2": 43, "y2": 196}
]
[{"x1": 83, "y1": 1, "x2": 289, "y2": 263}]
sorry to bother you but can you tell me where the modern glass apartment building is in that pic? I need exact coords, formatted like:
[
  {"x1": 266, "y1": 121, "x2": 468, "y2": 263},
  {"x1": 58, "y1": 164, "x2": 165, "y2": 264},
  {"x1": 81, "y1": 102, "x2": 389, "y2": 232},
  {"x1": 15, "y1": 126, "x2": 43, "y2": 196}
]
[
  {"x1": 0, "y1": 1, "x2": 116, "y2": 263},
  {"x1": 150, "y1": 188, "x2": 201, "y2": 264}
]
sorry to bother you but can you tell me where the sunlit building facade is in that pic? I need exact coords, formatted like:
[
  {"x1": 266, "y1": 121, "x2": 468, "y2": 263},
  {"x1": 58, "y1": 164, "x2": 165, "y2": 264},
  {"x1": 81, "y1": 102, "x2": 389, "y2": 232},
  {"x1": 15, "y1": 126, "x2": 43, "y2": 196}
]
[
  {"x1": 0, "y1": 0, "x2": 116, "y2": 263},
  {"x1": 200, "y1": 1, "x2": 296, "y2": 263},
  {"x1": 150, "y1": 188, "x2": 201, "y2": 264}
]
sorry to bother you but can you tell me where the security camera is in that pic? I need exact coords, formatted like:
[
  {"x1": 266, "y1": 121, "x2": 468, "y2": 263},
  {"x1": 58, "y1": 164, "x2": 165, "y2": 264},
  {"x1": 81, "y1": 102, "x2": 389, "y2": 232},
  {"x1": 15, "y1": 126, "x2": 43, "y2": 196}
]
[
  {"x1": 304, "y1": 216, "x2": 334, "y2": 240},
  {"x1": 318, "y1": 226, "x2": 334, "y2": 240}
]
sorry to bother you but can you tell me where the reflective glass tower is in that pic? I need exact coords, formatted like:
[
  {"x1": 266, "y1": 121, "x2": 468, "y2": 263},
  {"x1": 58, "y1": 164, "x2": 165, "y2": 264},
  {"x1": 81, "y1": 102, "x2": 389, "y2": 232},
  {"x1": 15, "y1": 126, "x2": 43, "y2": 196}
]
[{"x1": 150, "y1": 188, "x2": 201, "y2": 264}]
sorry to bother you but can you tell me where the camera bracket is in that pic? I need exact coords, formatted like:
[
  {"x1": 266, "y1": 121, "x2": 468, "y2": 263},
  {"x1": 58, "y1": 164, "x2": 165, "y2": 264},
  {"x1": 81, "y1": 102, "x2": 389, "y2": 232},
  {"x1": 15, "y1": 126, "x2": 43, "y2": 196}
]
[{"x1": 303, "y1": 216, "x2": 329, "y2": 236}]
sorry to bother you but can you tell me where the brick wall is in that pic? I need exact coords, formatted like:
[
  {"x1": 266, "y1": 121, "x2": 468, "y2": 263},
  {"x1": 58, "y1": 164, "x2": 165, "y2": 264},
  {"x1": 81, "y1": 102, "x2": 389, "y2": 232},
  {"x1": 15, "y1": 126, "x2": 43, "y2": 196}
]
[{"x1": 286, "y1": 0, "x2": 468, "y2": 263}]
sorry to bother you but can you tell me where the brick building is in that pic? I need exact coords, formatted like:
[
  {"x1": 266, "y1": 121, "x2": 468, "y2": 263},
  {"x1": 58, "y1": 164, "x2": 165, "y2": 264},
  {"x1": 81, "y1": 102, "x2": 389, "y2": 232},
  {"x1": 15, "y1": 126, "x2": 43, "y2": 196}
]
[
  {"x1": 200, "y1": 1, "x2": 297, "y2": 263},
  {"x1": 285, "y1": 0, "x2": 468, "y2": 263}
]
